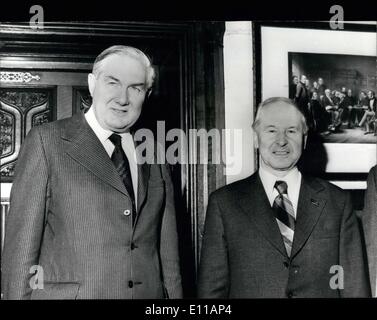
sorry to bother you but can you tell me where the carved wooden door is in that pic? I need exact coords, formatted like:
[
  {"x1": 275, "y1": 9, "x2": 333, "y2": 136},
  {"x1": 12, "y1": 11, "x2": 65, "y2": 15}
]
[{"x1": 0, "y1": 86, "x2": 56, "y2": 181}]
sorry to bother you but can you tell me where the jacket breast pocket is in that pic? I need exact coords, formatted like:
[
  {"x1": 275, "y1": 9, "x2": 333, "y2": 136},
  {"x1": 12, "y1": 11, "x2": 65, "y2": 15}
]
[{"x1": 30, "y1": 282, "x2": 80, "y2": 300}]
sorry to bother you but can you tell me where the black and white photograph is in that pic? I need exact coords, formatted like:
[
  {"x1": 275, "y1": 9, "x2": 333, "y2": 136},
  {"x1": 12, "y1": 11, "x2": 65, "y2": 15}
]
[{"x1": 0, "y1": 2, "x2": 377, "y2": 314}]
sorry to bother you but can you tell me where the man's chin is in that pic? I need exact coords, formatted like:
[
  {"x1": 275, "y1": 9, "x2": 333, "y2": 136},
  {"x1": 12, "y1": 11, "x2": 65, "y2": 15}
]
[
  {"x1": 270, "y1": 161, "x2": 296, "y2": 171},
  {"x1": 106, "y1": 120, "x2": 133, "y2": 133}
]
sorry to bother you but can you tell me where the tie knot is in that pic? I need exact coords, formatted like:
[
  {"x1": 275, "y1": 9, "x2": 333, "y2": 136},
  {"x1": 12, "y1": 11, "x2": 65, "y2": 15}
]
[
  {"x1": 109, "y1": 133, "x2": 122, "y2": 147},
  {"x1": 274, "y1": 180, "x2": 288, "y2": 195}
]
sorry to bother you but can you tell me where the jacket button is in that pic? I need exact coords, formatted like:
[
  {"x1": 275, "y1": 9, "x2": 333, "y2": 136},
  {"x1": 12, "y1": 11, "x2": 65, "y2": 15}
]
[
  {"x1": 128, "y1": 281, "x2": 133, "y2": 288},
  {"x1": 123, "y1": 209, "x2": 131, "y2": 216}
]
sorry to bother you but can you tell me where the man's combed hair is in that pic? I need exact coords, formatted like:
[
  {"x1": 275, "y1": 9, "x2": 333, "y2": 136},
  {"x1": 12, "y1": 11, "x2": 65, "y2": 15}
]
[
  {"x1": 92, "y1": 45, "x2": 156, "y2": 90},
  {"x1": 252, "y1": 97, "x2": 308, "y2": 134}
]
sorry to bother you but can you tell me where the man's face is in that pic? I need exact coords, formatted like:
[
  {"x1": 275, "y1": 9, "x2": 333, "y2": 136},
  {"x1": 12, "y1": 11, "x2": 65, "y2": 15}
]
[
  {"x1": 293, "y1": 77, "x2": 298, "y2": 84},
  {"x1": 88, "y1": 53, "x2": 148, "y2": 133},
  {"x1": 318, "y1": 78, "x2": 323, "y2": 85},
  {"x1": 368, "y1": 91, "x2": 374, "y2": 99},
  {"x1": 347, "y1": 89, "x2": 352, "y2": 97},
  {"x1": 312, "y1": 92, "x2": 318, "y2": 100},
  {"x1": 301, "y1": 75, "x2": 306, "y2": 83},
  {"x1": 255, "y1": 102, "x2": 306, "y2": 175}
]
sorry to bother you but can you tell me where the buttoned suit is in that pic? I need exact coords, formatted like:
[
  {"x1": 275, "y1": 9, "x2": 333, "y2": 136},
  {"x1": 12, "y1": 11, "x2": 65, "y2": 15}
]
[
  {"x1": 1, "y1": 112, "x2": 182, "y2": 299},
  {"x1": 197, "y1": 173, "x2": 370, "y2": 298}
]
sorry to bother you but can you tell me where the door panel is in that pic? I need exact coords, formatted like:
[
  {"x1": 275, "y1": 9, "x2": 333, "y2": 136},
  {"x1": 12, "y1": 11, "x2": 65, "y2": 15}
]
[{"x1": 0, "y1": 87, "x2": 56, "y2": 181}]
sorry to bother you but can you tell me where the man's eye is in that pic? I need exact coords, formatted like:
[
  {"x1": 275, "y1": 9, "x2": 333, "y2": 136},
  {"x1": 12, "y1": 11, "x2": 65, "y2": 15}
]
[
  {"x1": 131, "y1": 86, "x2": 141, "y2": 92},
  {"x1": 287, "y1": 129, "x2": 297, "y2": 134}
]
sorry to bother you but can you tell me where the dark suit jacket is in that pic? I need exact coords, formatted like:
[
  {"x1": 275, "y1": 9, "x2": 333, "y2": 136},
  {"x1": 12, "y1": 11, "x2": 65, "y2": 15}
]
[
  {"x1": 295, "y1": 83, "x2": 309, "y2": 105},
  {"x1": 317, "y1": 84, "x2": 327, "y2": 98},
  {"x1": 1, "y1": 112, "x2": 182, "y2": 299},
  {"x1": 197, "y1": 172, "x2": 370, "y2": 298},
  {"x1": 321, "y1": 95, "x2": 335, "y2": 108},
  {"x1": 361, "y1": 165, "x2": 377, "y2": 297}
]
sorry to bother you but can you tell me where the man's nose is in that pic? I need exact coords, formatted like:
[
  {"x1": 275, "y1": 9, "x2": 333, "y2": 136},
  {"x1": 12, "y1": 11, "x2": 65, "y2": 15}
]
[
  {"x1": 276, "y1": 132, "x2": 288, "y2": 146},
  {"x1": 118, "y1": 88, "x2": 129, "y2": 105}
]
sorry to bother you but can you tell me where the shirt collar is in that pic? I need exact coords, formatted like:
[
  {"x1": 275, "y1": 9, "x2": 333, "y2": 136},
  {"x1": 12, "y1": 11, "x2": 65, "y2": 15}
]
[{"x1": 259, "y1": 165, "x2": 301, "y2": 197}]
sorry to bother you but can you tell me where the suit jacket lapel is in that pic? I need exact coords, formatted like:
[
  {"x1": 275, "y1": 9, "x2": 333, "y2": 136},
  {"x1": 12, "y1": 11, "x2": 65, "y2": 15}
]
[
  {"x1": 61, "y1": 112, "x2": 129, "y2": 197},
  {"x1": 237, "y1": 174, "x2": 288, "y2": 258},
  {"x1": 291, "y1": 176, "x2": 326, "y2": 258}
]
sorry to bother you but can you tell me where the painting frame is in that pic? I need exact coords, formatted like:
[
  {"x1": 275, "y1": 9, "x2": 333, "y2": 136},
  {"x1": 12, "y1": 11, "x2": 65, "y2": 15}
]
[{"x1": 253, "y1": 21, "x2": 377, "y2": 190}]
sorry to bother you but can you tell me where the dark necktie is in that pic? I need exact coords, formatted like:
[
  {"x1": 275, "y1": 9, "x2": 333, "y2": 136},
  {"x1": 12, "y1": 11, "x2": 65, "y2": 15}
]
[
  {"x1": 109, "y1": 133, "x2": 136, "y2": 223},
  {"x1": 273, "y1": 180, "x2": 296, "y2": 257}
]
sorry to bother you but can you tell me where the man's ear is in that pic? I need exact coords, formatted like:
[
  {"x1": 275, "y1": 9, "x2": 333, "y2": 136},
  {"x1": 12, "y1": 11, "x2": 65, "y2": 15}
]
[
  {"x1": 146, "y1": 88, "x2": 152, "y2": 99},
  {"x1": 88, "y1": 73, "x2": 96, "y2": 97}
]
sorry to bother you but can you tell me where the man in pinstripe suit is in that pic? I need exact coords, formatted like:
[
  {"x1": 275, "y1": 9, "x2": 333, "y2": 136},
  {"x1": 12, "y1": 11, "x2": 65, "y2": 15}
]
[{"x1": 1, "y1": 46, "x2": 182, "y2": 299}]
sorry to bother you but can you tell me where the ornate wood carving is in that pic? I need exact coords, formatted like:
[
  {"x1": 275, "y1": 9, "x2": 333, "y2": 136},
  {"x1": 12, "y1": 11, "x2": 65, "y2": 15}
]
[
  {"x1": 72, "y1": 87, "x2": 91, "y2": 114},
  {"x1": 0, "y1": 71, "x2": 41, "y2": 83},
  {"x1": 0, "y1": 88, "x2": 55, "y2": 181}
]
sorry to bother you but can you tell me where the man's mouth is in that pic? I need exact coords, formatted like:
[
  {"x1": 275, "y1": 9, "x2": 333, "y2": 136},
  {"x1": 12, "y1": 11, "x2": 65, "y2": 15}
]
[
  {"x1": 273, "y1": 150, "x2": 290, "y2": 156},
  {"x1": 111, "y1": 108, "x2": 128, "y2": 114}
]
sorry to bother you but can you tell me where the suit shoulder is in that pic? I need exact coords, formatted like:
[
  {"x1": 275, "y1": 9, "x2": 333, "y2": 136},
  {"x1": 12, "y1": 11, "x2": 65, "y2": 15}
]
[
  {"x1": 305, "y1": 175, "x2": 349, "y2": 200},
  {"x1": 209, "y1": 173, "x2": 256, "y2": 200},
  {"x1": 28, "y1": 116, "x2": 74, "y2": 135}
]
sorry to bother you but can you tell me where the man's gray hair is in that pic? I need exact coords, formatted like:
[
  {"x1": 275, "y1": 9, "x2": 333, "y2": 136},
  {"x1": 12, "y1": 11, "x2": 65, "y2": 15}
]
[
  {"x1": 252, "y1": 97, "x2": 308, "y2": 134},
  {"x1": 92, "y1": 45, "x2": 155, "y2": 90}
]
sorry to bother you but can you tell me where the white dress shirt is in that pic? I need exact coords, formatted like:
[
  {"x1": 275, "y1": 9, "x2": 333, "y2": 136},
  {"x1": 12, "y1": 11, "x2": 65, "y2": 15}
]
[
  {"x1": 85, "y1": 107, "x2": 138, "y2": 206},
  {"x1": 258, "y1": 166, "x2": 302, "y2": 218}
]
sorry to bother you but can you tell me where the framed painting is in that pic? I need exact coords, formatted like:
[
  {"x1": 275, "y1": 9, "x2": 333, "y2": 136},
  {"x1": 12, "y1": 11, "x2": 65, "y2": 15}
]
[{"x1": 254, "y1": 22, "x2": 377, "y2": 194}]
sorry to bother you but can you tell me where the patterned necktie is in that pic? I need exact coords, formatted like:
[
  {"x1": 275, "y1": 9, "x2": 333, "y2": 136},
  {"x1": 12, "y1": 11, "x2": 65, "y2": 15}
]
[
  {"x1": 273, "y1": 180, "x2": 296, "y2": 257},
  {"x1": 109, "y1": 133, "x2": 136, "y2": 223}
]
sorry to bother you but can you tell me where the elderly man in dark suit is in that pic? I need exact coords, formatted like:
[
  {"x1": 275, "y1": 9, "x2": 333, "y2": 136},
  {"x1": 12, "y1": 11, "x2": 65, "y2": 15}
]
[
  {"x1": 1, "y1": 45, "x2": 182, "y2": 299},
  {"x1": 197, "y1": 97, "x2": 370, "y2": 298},
  {"x1": 361, "y1": 165, "x2": 377, "y2": 297}
]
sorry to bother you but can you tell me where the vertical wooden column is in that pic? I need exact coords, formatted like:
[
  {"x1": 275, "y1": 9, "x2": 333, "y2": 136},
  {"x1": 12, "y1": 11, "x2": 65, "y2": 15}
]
[{"x1": 191, "y1": 22, "x2": 226, "y2": 275}]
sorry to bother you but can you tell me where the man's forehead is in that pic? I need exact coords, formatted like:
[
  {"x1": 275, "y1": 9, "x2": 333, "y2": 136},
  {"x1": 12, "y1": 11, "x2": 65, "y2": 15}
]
[
  {"x1": 260, "y1": 103, "x2": 302, "y2": 125},
  {"x1": 98, "y1": 54, "x2": 146, "y2": 76}
]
